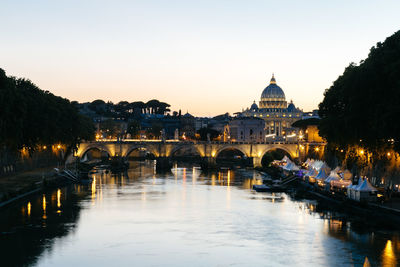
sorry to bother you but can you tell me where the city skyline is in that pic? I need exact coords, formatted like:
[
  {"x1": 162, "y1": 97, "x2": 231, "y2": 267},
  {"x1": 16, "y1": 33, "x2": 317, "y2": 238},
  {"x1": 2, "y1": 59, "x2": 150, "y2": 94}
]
[{"x1": 2, "y1": 0, "x2": 400, "y2": 116}]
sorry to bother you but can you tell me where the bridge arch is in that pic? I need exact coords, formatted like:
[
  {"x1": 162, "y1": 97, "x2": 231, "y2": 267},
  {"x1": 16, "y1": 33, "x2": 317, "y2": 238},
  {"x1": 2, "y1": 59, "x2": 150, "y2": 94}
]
[
  {"x1": 215, "y1": 145, "x2": 249, "y2": 158},
  {"x1": 170, "y1": 144, "x2": 202, "y2": 158},
  {"x1": 125, "y1": 145, "x2": 158, "y2": 159},
  {"x1": 80, "y1": 145, "x2": 112, "y2": 160},
  {"x1": 260, "y1": 145, "x2": 297, "y2": 162}
]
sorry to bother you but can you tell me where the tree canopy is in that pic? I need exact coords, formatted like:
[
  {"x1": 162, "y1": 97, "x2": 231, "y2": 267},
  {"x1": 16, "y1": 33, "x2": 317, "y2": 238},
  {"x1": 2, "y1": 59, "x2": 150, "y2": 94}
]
[
  {"x1": 318, "y1": 30, "x2": 400, "y2": 152},
  {"x1": 0, "y1": 68, "x2": 95, "y2": 151},
  {"x1": 291, "y1": 118, "x2": 320, "y2": 129}
]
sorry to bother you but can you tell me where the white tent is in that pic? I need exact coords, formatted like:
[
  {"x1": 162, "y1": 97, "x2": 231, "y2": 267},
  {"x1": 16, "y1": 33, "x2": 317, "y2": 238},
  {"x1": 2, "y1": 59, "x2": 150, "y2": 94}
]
[
  {"x1": 356, "y1": 179, "x2": 377, "y2": 192},
  {"x1": 305, "y1": 168, "x2": 318, "y2": 183},
  {"x1": 315, "y1": 167, "x2": 331, "y2": 186},
  {"x1": 347, "y1": 178, "x2": 363, "y2": 200},
  {"x1": 348, "y1": 178, "x2": 377, "y2": 202},
  {"x1": 283, "y1": 162, "x2": 300, "y2": 171},
  {"x1": 324, "y1": 171, "x2": 340, "y2": 183},
  {"x1": 282, "y1": 155, "x2": 290, "y2": 163}
]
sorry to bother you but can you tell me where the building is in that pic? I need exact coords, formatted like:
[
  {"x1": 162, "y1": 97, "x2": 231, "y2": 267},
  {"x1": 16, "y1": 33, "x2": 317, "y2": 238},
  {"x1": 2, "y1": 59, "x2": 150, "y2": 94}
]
[
  {"x1": 237, "y1": 74, "x2": 303, "y2": 139},
  {"x1": 228, "y1": 117, "x2": 265, "y2": 142}
]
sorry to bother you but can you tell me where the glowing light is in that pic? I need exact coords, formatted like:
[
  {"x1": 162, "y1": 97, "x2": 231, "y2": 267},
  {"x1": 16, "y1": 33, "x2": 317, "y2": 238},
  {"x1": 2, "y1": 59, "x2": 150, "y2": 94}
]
[
  {"x1": 340, "y1": 149, "x2": 344, "y2": 153},
  {"x1": 382, "y1": 240, "x2": 396, "y2": 266},
  {"x1": 42, "y1": 195, "x2": 47, "y2": 219},
  {"x1": 387, "y1": 152, "x2": 391, "y2": 157},
  {"x1": 211, "y1": 151, "x2": 216, "y2": 157},
  {"x1": 27, "y1": 202, "x2": 31, "y2": 217},
  {"x1": 57, "y1": 189, "x2": 61, "y2": 208},
  {"x1": 92, "y1": 177, "x2": 96, "y2": 202},
  {"x1": 43, "y1": 145, "x2": 47, "y2": 150},
  {"x1": 57, "y1": 144, "x2": 61, "y2": 149},
  {"x1": 359, "y1": 150, "x2": 364, "y2": 155},
  {"x1": 315, "y1": 147, "x2": 319, "y2": 152}
]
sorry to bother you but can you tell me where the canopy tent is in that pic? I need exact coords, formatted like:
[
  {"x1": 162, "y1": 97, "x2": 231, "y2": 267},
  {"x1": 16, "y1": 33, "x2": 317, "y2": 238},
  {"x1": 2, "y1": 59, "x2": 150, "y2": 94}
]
[
  {"x1": 281, "y1": 155, "x2": 290, "y2": 163},
  {"x1": 315, "y1": 168, "x2": 330, "y2": 180},
  {"x1": 283, "y1": 162, "x2": 300, "y2": 171},
  {"x1": 356, "y1": 179, "x2": 377, "y2": 192},
  {"x1": 305, "y1": 168, "x2": 318, "y2": 177},
  {"x1": 324, "y1": 171, "x2": 340, "y2": 183},
  {"x1": 315, "y1": 167, "x2": 331, "y2": 186},
  {"x1": 348, "y1": 178, "x2": 377, "y2": 202}
]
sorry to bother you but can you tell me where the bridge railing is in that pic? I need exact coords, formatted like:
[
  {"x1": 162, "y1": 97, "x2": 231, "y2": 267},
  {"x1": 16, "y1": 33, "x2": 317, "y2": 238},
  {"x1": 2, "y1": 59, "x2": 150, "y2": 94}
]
[{"x1": 83, "y1": 139, "x2": 325, "y2": 145}]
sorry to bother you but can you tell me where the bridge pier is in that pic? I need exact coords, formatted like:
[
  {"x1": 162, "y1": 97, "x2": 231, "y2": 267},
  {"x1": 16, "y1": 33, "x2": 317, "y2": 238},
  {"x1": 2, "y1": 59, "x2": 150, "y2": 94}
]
[
  {"x1": 253, "y1": 157, "x2": 262, "y2": 168},
  {"x1": 155, "y1": 157, "x2": 172, "y2": 172},
  {"x1": 200, "y1": 157, "x2": 217, "y2": 170}
]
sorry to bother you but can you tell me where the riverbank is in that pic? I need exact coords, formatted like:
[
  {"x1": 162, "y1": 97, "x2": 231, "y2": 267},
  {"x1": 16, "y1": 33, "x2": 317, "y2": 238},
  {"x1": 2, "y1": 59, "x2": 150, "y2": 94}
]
[{"x1": 0, "y1": 166, "x2": 66, "y2": 208}]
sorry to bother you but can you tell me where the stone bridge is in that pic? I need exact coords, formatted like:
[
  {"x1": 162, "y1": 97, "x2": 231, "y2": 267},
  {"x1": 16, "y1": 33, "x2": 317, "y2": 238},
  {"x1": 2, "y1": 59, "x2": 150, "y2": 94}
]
[{"x1": 70, "y1": 140, "x2": 325, "y2": 168}]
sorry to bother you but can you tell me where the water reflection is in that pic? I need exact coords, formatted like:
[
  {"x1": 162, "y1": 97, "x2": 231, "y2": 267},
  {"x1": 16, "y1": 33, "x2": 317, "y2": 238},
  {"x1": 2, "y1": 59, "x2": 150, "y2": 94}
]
[
  {"x1": 383, "y1": 240, "x2": 397, "y2": 266},
  {"x1": 1, "y1": 161, "x2": 400, "y2": 266}
]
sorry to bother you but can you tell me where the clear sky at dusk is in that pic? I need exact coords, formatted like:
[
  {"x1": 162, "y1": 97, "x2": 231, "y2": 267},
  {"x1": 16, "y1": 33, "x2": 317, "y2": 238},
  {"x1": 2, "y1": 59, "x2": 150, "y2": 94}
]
[{"x1": 1, "y1": 0, "x2": 400, "y2": 116}]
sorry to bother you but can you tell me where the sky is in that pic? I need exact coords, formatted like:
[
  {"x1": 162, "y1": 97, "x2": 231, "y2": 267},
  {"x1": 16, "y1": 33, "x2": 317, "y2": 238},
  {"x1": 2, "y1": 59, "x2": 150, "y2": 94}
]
[{"x1": 1, "y1": 0, "x2": 400, "y2": 116}]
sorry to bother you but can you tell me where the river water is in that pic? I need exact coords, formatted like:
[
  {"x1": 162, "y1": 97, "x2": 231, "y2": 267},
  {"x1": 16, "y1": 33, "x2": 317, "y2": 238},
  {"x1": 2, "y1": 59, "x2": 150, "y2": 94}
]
[{"x1": 1, "y1": 161, "x2": 400, "y2": 266}]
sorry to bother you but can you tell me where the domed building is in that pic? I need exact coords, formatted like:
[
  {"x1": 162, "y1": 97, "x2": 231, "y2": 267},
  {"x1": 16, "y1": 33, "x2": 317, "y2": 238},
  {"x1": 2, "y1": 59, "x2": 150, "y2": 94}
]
[{"x1": 237, "y1": 74, "x2": 303, "y2": 139}]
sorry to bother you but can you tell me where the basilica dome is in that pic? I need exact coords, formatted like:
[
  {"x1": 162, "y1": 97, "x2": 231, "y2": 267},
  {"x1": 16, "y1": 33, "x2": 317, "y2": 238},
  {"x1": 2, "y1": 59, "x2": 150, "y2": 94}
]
[
  {"x1": 261, "y1": 75, "x2": 286, "y2": 100},
  {"x1": 259, "y1": 74, "x2": 287, "y2": 109}
]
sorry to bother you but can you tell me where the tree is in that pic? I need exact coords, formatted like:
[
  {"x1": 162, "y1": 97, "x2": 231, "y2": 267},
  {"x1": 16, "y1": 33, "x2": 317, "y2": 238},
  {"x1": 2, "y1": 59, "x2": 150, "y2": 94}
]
[
  {"x1": 319, "y1": 30, "x2": 400, "y2": 153},
  {"x1": 146, "y1": 122, "x2": 163, "y2": 139},
  {"x1": 197, "y1": 127, "x2": 220, "y2": 141},
  {"x1": 0, "y1": 68, "x2": 95, "y2": 153},
  {"x1": 127, "y1": 120, "x2": 141, "y2": 138},
  {"x1": 99, "y1": 119, "x2": 120, "y2": 138}
]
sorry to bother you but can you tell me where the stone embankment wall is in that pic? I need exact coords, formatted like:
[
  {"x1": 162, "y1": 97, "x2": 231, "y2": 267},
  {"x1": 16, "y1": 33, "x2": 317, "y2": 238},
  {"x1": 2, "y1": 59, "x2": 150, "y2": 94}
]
[{"x1": 0, "y1": 147, "x2": 62, "y2": 177}]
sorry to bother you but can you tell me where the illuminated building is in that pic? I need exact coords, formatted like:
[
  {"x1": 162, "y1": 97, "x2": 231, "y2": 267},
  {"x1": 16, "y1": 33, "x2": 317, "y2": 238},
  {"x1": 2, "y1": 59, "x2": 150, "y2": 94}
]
[{"x1": 237, "y1": 74, "x2": 303, "y2": 139}]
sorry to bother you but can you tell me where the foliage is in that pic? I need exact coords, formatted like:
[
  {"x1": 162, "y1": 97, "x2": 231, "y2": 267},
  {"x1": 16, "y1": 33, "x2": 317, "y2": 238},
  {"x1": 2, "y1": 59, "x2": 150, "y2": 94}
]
[
  {"x1": 127, "y1": 120, "x2": 141, "y2": 138},
  {"x1": 319, "y1": 30, "x2": 400, "y2": 153},
  {"x1": 197, "y1": 127, "x2": 220, "y2": 141},
  {"x1": 83, "y1": 99, "x2": 172, "y2": 120},
  {"x1": 99, "y1": 119, "x2": 120, "y2": 137},
  {"x1": 291, "y1": 118, "x2": 320, "y2": 129},
  {"x1": 146, "y1": 122, "x2": 163, "y2": 139},
  {"x1": 0, "y1": 69, "x2": 95, "y2": 152}
]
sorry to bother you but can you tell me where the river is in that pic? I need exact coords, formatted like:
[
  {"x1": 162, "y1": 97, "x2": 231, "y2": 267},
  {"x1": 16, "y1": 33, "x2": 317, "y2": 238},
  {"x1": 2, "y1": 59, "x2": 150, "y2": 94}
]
[{"x1": 1, "y1": 161, "x2": 399, "y2": 266}]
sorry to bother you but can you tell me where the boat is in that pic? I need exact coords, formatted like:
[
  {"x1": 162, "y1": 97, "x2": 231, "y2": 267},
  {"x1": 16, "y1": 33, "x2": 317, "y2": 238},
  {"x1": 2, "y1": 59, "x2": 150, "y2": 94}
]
[
  {"x1": 253, "y1": 184, "x2": 272, "y2": 192},
  {"x1": 253, "y1": 184, "x2": 287, "y2": 192}
]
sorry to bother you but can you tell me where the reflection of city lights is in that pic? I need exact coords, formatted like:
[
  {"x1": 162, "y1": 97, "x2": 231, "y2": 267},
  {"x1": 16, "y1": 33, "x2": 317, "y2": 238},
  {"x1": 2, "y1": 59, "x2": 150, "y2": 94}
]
[
  {"x1": 27, "y1": 202, "x2": 31, "y2": 217},
  {"x1": 42, "y1": 195, "x2": 47, "y2": 219},
  {"x1": 57, "y1": 189, "x2": 61, "y2": 208},
  {"x1": 92, "y1": 178, "x2": 96, "y2": 202},
  {"x1": 382, "y1": 240, "x2": 396, "y2": 266}
]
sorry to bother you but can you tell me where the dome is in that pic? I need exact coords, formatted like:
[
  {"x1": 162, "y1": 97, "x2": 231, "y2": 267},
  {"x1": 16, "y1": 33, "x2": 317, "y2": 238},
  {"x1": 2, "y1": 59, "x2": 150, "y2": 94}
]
[
  {"x1": 250, "y1": 101, "x2": 258, "y2": 110},
  {"x1": 261, "y1": 74, "x2": 285, "y2": 100},
  {"x1": 287, "y1": 101, "x2": 296, "y2": 112}
]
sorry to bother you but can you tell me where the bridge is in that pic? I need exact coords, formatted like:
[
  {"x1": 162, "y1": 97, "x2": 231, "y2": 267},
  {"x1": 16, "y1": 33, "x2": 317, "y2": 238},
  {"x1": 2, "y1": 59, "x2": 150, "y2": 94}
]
[{"x1": 70, "y1": 140, "x2": 326, "y2": 169}]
